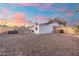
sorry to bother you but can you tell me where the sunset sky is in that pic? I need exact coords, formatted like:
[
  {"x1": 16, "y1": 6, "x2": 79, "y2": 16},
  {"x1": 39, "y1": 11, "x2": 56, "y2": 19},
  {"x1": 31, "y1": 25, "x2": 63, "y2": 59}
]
[{"x1": 0, "y1": 3, "x2": 79, "y2": 26}]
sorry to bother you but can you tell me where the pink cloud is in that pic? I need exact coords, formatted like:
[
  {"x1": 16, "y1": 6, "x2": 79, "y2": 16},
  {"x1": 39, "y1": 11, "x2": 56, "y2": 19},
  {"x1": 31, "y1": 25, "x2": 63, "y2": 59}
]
[
  {"x1": 11, "y1": 13, "x2": 26, "y2": 24},
  {"x1": 1, "y1": 8, "x2": 9, "y2": 14},
  {"x1": 66, "y1": 10, "x2": 74, "y2": 16},
  {"x1": 56, "y1": 7, "x2": 67, "y2": 12},
  {"x1": 34, "y1": 16, "x2": 49, "y2": 20}
]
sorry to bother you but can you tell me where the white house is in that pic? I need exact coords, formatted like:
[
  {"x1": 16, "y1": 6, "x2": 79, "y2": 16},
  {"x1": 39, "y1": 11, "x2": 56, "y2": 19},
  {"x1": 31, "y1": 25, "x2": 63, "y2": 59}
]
[{"x1": 29, "y1": 22, "x2": 60, "y2": 34}]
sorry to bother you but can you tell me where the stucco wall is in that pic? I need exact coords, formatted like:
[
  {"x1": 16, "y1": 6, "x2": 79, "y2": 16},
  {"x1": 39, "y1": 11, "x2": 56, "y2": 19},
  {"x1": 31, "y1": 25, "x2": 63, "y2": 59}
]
[
  {"x1": 39, "y1": 24, "x2": 52, "y2": 34},
  {"x1": 33, "y1": 25, "x2": 39, "y2": 34}
]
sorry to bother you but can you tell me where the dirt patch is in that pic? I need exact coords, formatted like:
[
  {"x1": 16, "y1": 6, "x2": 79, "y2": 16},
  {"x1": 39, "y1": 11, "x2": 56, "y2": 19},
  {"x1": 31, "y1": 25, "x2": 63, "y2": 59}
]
[{"x1": 0, "y1": 31, "x2": 79, "y2": 56}]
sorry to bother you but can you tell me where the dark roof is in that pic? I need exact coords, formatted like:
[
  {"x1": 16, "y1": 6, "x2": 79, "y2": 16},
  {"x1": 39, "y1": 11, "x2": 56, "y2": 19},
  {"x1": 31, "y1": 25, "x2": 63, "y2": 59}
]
[
  {"x1": 39, "y1": 22, "x2": 51, "y2": 25},
  {"x1": 39, "y1": 22, "x2": 56, "y2": 26},
  {"x1": 29, "y1": 22, "x2": 59, "y2": 28}
]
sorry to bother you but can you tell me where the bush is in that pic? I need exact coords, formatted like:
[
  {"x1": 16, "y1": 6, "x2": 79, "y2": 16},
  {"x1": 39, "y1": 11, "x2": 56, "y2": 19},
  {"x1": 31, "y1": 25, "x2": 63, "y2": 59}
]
[{"x1": 74, "y1": 23, "x2": 79, "y2": 33}]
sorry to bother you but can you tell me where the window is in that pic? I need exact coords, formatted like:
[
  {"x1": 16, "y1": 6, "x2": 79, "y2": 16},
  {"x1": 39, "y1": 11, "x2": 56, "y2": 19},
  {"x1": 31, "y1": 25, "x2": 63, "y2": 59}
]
[{"x1": 35, "y1": 27, "x2": 38, "y2": 30}]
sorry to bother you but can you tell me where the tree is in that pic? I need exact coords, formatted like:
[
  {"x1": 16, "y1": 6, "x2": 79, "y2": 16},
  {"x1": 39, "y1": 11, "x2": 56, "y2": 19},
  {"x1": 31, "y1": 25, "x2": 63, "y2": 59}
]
[
  {"x1": 48, "y1": 19, "x2": 54, "y2": 23},
  {"x1": 54, "y1": 18, "x2": 67, "y2": 26},
  {"x1": 74, "y1": 23, "x2": 79, "y2": 33},
  {"x1": 58, "y1": 19, "x2": 66, "y2": 26},
  {"x1": 47, "y1": 18, "x2": 67, "y2": 26},
  {"x1": 53, "y1": 18, "x2": 59, "y2": 22}
]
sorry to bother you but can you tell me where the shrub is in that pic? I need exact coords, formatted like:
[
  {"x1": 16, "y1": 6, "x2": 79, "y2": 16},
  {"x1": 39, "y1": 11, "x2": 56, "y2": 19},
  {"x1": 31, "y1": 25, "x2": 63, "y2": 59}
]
[{"x1": 74, "y1": 23, "x2": 79, "y2": 33}]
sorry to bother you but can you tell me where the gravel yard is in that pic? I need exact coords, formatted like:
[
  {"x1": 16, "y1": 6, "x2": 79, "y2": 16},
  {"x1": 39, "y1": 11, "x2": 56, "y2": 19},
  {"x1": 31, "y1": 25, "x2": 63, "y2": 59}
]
[{"x1": 0, "y1": 31, "x2": 79, "y2": 56}]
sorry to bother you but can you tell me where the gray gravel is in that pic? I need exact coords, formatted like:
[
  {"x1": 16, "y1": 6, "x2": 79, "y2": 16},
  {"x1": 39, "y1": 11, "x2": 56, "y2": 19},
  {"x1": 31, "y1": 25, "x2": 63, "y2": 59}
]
[{"x1": 0, "y1": 32, "x2": 79, "y2": 56}]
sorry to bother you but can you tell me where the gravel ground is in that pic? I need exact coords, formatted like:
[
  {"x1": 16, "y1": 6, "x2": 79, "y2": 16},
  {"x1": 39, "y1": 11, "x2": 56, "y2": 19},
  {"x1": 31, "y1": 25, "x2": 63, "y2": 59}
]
[{"x1": 0, "y1": 31, "x2": 79, "y2": 56}]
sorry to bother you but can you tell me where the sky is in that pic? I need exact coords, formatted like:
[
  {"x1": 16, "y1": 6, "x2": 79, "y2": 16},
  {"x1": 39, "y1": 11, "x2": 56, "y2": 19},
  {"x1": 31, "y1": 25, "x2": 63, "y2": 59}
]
[{"x1": 0, "y1": 3, "x2": 79, "y2": 26}]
